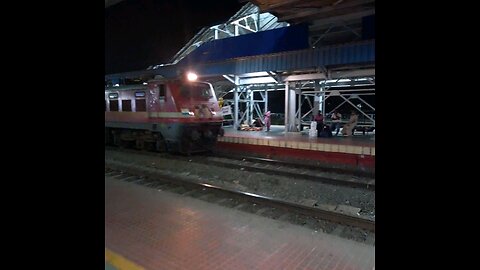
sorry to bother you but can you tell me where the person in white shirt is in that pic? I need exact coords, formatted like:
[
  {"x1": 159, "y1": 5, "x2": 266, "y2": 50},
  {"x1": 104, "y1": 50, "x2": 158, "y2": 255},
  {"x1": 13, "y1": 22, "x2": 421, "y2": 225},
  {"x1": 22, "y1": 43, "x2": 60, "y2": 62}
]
[{"x1": 330, "y1": 110, "x2": 342, "y2": 136}]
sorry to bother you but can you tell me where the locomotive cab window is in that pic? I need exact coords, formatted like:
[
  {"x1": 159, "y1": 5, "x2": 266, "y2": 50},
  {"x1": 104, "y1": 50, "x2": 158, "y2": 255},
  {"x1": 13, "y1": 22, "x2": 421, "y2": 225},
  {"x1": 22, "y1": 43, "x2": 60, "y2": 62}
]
[
  {"x1": 180, "y1": 83, "x2": 213, "y2": 100},
  {"x1": 158, "y1": 85, "x2": 166, "y2": 101}
]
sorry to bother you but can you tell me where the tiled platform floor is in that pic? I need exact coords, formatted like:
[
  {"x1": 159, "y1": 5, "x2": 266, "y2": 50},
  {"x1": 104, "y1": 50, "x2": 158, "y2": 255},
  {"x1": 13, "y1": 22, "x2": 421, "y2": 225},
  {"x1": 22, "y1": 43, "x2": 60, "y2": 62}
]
[{"x1": 106, "y1": 176, "x2": 374, "y2": 270}]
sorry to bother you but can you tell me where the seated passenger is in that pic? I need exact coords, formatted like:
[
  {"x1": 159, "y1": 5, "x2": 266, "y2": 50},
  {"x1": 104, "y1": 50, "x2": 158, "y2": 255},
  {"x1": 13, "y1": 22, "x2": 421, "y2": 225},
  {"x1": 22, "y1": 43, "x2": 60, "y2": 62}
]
[
  {"x1": 341, "y1": 111, "x2": 358, "y2": 136},
  {"x1": 330, "y1": 110, "x2": 342, "y2": 136},
  {"x1": 253, "y1": 118, "x2": 263, "y2": 127}
]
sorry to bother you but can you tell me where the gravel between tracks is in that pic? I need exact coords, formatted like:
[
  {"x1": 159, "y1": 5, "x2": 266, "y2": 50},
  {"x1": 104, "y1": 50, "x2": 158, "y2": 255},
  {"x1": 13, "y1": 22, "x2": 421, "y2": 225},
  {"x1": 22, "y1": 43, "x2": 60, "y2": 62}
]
[{"x1": 105, "y1": 149, "x2": 375, "y2": 219}]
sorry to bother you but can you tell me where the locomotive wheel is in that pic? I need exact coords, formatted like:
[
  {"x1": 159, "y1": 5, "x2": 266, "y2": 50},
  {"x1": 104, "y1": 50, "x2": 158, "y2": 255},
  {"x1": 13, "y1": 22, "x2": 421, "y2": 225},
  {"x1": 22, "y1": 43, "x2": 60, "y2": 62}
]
[
  {"x1": 153, "y1": 133, "x2": 167, "y2": 152},
  {"x1": 155, "y1": 138, "x2": 166, "y2": 152},
  {"x1": 180, "y1": 138, "x2": 193, "y2": 156},
  {"x1": 105, "y1": 128, "x2": 115, "y2": 145},
  {"x1": 135, "y1": 139, "x2": 145, "y2": 150},
  {"x1": 120, "y1": 139, "x2": 135, "y2": 149},
  {"x1": 112, "y1": 131, "x2": 121, "y2": 146},
  {"x1": 119, "y1": 131, "x2": 136, "y2": 148}
]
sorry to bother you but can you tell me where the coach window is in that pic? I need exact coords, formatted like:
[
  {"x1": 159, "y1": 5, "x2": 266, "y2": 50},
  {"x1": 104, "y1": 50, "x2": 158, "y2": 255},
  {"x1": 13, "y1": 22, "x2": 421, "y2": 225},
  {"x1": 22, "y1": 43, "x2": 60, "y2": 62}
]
[
  {"x1": 159, "y1": 85, "x2": 166, "y2": 101},
  {"x1": 108, "y1": 93, "x2": 119, "y2": 111},
  {"x1": 122, "y1": 100, "x2": 132, "y2": 112},
  {"x1": 135, "y1": 91, "x2": 146, "y2": 112}
]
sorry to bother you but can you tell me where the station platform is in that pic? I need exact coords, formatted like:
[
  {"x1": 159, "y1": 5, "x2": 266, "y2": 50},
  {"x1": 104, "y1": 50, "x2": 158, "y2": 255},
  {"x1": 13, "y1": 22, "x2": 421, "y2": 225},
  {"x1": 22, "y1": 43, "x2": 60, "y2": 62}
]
[
  {"x1": 105, "y1": 175, "x2": 375, "y2": 270},
  {"x1": 216, "y1": 125, "x2": 375, "y2": 173}
]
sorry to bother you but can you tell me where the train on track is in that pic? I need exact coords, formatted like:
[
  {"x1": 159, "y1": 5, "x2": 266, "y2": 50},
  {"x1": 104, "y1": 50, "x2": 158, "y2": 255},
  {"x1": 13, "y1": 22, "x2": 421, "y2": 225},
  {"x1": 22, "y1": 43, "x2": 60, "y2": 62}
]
[{"x1": 105, "y1": 74, "x2": 223, "y2": 154}]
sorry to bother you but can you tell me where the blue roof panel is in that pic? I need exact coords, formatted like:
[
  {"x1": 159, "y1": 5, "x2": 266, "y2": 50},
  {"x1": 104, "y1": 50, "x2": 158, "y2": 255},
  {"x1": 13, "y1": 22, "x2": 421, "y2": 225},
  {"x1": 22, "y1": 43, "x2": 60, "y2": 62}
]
[{"x1": 106, "y1": 40, "x2": 375, "y2": 80}]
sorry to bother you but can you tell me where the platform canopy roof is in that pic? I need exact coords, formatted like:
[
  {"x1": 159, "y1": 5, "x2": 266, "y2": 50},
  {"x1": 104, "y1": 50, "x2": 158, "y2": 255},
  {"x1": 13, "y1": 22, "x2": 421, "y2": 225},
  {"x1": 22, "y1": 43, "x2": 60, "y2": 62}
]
[
  {"x1": 106, "y1": 0, "x2": 375, "y2": 81},
  {"x1": 246, "y1": 0, "x2": 374, "y2": 45},
  {"x1": 246, "y1": 0, "x2": 374, "y2": 23}
]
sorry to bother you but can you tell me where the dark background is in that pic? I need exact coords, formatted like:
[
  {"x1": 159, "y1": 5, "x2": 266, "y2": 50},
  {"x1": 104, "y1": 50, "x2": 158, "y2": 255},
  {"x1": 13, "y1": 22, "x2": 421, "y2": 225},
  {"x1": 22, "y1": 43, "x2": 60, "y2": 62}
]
[{"x1": 105, "y1": 0, "x2": 243, "y2": 74}]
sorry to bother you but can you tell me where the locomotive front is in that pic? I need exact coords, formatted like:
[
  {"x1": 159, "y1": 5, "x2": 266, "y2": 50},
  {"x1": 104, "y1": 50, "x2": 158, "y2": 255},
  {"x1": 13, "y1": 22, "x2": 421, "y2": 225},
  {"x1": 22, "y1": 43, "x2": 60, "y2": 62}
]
[
  {"x1": 105, "y1": 74, "x2": 224, "y2": 154},
  {"x1": 144, "y1": 74, "x2": 224, "y2": 153},
  {"x1": 171, "y1": 78, "x2": 224, "y2": 153}
]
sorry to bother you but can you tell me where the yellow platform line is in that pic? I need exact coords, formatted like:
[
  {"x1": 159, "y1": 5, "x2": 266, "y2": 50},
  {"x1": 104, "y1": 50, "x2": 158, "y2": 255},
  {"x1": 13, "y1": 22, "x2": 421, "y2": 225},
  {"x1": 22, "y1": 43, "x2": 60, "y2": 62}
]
[{"x1": 105, "y1": 248, "x2": 145, "y2": 270}]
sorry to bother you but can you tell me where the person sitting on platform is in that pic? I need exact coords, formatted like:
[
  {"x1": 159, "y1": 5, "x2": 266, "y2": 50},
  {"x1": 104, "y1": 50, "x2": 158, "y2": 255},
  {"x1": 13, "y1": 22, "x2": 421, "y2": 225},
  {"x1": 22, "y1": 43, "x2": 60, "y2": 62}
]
[
  {"x1": 341, "y1": 110, "x2": 358, "y2": 136},
  {"x1": 253, "y1": 117, "x2": 263, "y2": 128},
  {"x1": 330, "y1": 110, "x2": 342, "y2": 136}
]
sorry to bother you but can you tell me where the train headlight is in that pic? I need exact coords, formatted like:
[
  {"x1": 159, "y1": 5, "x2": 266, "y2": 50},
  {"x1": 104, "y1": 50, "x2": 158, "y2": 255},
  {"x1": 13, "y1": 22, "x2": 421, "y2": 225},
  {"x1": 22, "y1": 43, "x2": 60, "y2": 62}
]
[{"x1": 187, "y1": 72, "x2": 197, "y2": 81}]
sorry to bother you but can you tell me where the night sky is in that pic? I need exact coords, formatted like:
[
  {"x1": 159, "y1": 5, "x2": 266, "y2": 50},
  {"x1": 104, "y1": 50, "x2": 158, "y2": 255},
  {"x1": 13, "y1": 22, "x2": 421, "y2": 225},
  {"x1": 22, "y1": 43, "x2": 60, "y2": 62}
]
[{"x1": 105, "y1": 0, "x2": 243, "y2": 74}]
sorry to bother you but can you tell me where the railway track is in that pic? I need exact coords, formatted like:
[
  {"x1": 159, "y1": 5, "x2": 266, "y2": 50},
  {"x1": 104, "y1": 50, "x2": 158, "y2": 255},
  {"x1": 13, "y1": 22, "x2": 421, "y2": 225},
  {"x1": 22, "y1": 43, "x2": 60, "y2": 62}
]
[
  {"x1": 105, "y1": 162, "x2": 375, "y2": 241},
  {"x1": 194, "y1": 155, "x2": 374, "y2": 191},
  {"x1": 214, "y1": 151, "x2": 375, "y2": 178},
  {"x1": 105, "y1": 146, "x2": 375, "y2": 191}
]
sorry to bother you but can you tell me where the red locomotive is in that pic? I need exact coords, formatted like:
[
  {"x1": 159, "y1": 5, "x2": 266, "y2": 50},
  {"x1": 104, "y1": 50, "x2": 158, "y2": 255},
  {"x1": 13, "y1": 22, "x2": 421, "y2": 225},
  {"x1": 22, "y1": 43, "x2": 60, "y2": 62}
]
[{"x1": 105, "y1": 74, "x2": 223, "y2": 154}]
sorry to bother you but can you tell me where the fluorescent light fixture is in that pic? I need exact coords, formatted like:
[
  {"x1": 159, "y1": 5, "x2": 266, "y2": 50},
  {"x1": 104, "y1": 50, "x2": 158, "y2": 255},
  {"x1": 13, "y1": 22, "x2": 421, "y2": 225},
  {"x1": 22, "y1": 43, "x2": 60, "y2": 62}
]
[{"x1": 325, "y1": 79, "x2": 351, "y2": 83}]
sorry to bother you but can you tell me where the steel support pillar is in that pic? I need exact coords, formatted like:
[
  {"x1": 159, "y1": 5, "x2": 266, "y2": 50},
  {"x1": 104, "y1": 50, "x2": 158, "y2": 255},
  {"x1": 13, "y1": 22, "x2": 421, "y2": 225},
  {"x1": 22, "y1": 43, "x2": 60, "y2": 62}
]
[
  {"x1": 234, "y1": 75, "x2": 239, "y2": 129},
  {"x1": 284, "y1": 81, "x2": 297, "y2": 132}
]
